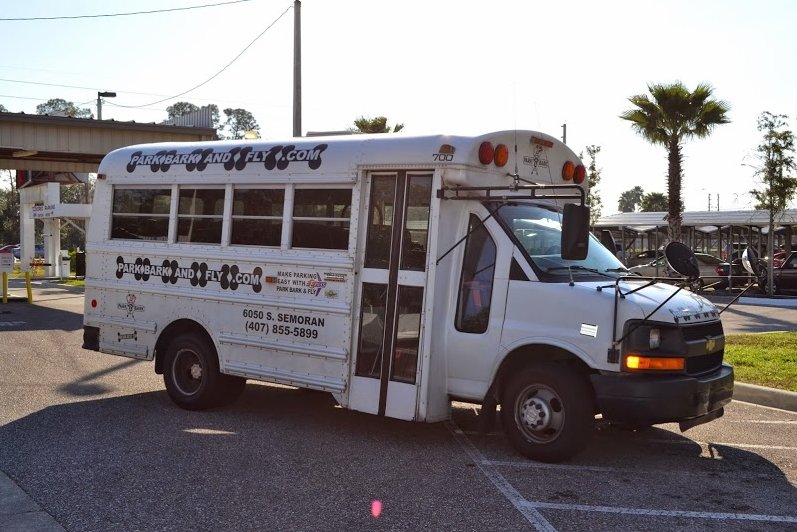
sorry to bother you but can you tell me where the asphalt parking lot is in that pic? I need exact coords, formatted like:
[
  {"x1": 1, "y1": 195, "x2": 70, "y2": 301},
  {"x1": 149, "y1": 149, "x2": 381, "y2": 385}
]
[{"x1": 1, "y1": 282, "x2": 796, "y2": 531}]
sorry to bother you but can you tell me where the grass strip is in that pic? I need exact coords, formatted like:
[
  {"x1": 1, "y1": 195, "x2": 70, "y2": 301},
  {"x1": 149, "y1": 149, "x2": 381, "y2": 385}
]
[{"x1": 724, "y1": 332, "x2": 797, "y2": 392}]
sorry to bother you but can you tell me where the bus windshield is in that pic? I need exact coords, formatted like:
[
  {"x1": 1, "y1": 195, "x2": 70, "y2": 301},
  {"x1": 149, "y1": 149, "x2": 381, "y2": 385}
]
[{"x1": 489, "y1": 202, "x2": 627, "y2": 279}]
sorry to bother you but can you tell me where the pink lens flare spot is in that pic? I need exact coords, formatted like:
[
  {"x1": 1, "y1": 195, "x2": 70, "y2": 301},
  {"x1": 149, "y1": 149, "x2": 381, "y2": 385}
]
[{"x1": 371, "y1": 500, "x2": 382, "y2": 518}]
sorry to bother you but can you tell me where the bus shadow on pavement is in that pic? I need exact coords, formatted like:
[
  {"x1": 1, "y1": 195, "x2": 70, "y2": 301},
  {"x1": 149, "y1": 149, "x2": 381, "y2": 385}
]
[
  {"x1": 0, "y1": 301, "x2": 82, "y2": 332},
  {"x1": 0, "y1": 383, "x2": 515, "y2": 531},
  {"x1": 450, "y1": 403, "x2": 797, "y2": 519}
]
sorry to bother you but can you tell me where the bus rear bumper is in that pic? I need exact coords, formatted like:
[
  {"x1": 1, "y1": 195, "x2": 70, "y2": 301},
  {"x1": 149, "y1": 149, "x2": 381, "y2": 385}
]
[{"x1": 82, "y1": 326, "x2": 100, "y2": 351}]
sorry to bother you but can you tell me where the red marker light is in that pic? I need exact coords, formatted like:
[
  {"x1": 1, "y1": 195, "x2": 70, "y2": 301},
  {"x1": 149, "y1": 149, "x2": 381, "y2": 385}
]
[
  {"x1": 91, "y1": 299, "x2": 97, "y2": 308},
  {"x1": 573, "y1": 164, "x2": 586, "y2": 184},
  {"x1": 478, "y1": 142, "x2": 494, "y2": 165}
]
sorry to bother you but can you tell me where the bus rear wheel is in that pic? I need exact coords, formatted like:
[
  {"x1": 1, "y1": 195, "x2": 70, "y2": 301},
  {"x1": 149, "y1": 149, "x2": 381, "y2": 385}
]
[
  {"x1": 164, "y1": 333, "x2": 227, "y2": 410},
  {"x1": 500, "y1": 365, "x2": 593, "y2": 462}
]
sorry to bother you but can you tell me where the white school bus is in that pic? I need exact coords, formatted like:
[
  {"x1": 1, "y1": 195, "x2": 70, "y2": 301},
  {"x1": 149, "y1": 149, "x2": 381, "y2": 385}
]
[{"x1": 82, "y1": 130, "x2": 733, "y2": 462}]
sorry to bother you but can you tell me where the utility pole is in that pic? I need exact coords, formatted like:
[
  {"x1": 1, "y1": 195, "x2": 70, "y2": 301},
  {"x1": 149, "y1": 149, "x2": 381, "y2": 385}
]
[
  {"x1": 293, "y1": 0, "x2": 302, "y2": 137},
  {"x1": 97, "y1": 91, "x2": 116, "y2": 120}
]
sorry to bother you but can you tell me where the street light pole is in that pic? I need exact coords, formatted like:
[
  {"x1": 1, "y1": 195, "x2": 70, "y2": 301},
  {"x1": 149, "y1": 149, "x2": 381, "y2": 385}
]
[
  {"x1": 293, "y1": 0, "x2": 302, "y2": 137},
  {"x1": 97, "y1": 91, "x2": 117, "y2": 120}
]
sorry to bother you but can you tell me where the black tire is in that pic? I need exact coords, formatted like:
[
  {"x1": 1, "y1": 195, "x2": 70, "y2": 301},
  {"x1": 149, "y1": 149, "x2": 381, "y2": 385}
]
[
  {"x1": 163, "y1": 333, "x2": 226, "y2": 410},
  {"x1": 500, "y1": 365, "x2": 594, "y2": 462},
  {"x1": 758, "y1": 276, "x2": 779, "y2": 295}
]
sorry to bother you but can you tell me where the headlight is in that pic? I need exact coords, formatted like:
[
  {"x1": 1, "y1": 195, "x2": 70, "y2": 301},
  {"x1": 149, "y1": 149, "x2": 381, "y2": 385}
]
[{"x1": 649, "y1": 328, "x2": 661, "y2": 349}]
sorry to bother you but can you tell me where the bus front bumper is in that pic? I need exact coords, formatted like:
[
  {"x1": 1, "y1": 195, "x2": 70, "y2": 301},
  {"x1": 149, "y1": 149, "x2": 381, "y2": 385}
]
[{"x1": 590, "y1": 363, "x2": 734, "y2": 431}]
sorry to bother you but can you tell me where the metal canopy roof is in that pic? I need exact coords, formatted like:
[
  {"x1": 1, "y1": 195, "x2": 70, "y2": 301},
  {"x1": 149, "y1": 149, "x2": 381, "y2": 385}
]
[{"x1": 595, "y1": 209, "x2": 797, "y2": 229}]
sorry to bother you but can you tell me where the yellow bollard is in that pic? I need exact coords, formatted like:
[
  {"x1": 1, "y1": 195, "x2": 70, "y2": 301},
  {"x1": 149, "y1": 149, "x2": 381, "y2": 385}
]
[{"x1": 25, "y1": 271, "x2": 32, "y2": 303}]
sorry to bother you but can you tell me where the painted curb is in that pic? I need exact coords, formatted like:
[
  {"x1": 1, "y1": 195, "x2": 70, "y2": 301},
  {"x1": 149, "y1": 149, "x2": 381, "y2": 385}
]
[{"x1": 734, "y1": 382, "x2": 797, "y2": 413}]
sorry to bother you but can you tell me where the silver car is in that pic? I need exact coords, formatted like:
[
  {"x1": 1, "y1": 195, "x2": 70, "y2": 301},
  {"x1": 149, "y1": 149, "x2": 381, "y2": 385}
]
[{"x1": 628, "y1": 252, "x2": 724, "y2": 291}]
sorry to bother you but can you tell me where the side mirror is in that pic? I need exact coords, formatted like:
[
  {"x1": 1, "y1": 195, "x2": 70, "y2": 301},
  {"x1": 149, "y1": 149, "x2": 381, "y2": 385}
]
[
  {"x1": 741, "y1": 247, "x2": 759, "y2": 276},
  {"x1": 561, "y1": 203, "x2": 589, "y2": 260},
  {"x1": 664, "y1": 242, "x2": 700, "y2": 279}
]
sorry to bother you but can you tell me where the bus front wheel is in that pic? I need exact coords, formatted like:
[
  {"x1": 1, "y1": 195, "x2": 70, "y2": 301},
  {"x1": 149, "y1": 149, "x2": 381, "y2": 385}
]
[
  {"x1": 164, "y1": 333, "x2": 227, "y2": 410},
  {"x1": 500, "y1": 365, "x2": 593, "y2": 462}
]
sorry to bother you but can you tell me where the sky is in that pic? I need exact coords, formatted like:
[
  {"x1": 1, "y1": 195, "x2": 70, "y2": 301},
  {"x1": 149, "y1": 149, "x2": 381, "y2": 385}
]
[{"x1": 1, "y1": 0, "x2": 796, "y2": 214}]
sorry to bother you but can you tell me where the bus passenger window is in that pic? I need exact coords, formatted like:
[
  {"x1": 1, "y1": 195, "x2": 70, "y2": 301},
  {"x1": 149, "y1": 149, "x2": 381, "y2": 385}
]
[
  {"x1": 292, "y1": 189, "x2": 352, "y2": 250},
  {"x1": 455, "y1": 215, "x2": 496, "y2": 334},
  {"x1": 111, "y1": 188, "x2": 171, "y2": 241},
  {"x1": 177, "y1": 188, "x2": 225, "y2": 244},
  {"x1": 231, "y1": 188, "x2": 284, "y2": 247}
]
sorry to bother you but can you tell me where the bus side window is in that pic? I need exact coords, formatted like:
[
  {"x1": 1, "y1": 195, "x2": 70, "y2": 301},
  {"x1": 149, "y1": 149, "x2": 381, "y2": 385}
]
[
  {"x1": 110, "y1": 187, "x2": 171, "y2": 241},
  {"x1": 292, "y1": 189, "x2": 352, "y2": 250},
  {"x1": 177, "y1": 187, "x2": 225, "y2": 244},
  {"x1": 455, "y1": 215, "x2": 496, "y2": 334},
  {"x1": 230, "y1": 188, "x2": 284, "y2": 247}
]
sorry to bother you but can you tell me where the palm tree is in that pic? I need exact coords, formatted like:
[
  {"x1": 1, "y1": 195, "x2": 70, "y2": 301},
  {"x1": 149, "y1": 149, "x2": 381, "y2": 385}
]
[
  {"x1": 640, "y1": 192, "x2": 669, "y2": 212},
  {"x1": 352, "y1": 116, "x2": 404, "y2": 133},
  {"x1": 620, "y1": 82, "x2": 730, "y2": 242},
  {"x1": 617, "y1": 186, "x2": 645, "y2": 212}
]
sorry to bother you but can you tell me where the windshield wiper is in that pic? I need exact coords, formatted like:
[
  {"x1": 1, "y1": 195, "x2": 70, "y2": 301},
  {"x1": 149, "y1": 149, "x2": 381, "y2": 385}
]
[
  {"x1": 545, "y1": 265, "x2": 618, "y2": 280},
  {"x1": 604, "y1": 267, "x2": 630, "y2": 273}
]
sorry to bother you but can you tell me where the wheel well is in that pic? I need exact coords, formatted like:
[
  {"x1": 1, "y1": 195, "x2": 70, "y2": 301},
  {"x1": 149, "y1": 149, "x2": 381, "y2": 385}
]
[
  {"x1": 489, "y1": 344, "x2": 596, "y2": 406},
  {"x1": 154, "y1": 319, "x2": 214, "y2": 375}
]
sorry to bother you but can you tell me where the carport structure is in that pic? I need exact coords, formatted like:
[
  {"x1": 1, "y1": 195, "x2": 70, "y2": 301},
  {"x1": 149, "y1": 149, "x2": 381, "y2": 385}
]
[
  {"x1": 0, "y1": 112, "x2": 216, "y2": 276},
  {"x1": 595, "y1": 209, "x2": 797, "y2": 262}
]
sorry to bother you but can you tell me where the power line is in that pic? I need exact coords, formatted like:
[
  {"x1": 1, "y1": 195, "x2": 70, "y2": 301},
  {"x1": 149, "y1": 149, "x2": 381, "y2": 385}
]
[
  {"x1": 0, "y1": 0, "x2": 256, "y2": 22},
  {"x1": 0, "y1": 78, "x2": 255, "y2": 107},
  {"x1": 0, "y1": 78, "x2": 106, "y2": 92},
  {"x1": 113, "y1": 3, "x2": 293, "y2": 109},
  {"x1": 0, "y1": 3, "x2": 292, "y2": 114}
]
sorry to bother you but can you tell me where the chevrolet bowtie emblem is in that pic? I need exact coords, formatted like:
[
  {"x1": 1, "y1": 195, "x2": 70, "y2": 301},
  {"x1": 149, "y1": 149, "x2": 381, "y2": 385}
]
[{"x1": 705, "y1": 338, "x2": 717, "y2": 352}]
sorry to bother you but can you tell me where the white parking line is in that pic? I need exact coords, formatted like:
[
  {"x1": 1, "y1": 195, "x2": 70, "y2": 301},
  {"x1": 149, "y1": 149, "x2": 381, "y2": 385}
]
[
  {"x1": 728, "y1": 420, "x2": 797, "y2": 424},
  {"x1": 646, "y1": 438, "x2": 797, "y2": 451},
  {"x1": 526, "y1": 501, "x2": 797, "y2": 524},
  {"x1": 446, "y1": 421, "x2": 557, "y2": 532},
  {"x1": 482, "y1": 458, "x2": 793, "y2": 484},
  {"x1": 449, "y1": 423, "x2": 797, "y2": 528}
]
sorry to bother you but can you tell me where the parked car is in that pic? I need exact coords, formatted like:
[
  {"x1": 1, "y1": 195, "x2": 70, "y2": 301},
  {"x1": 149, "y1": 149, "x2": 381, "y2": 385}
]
[
  {"x1": 714, "y1": 258, "x2": 755, "y2": 289},
  {"x1": 758, "y1": 251, "x2": 797, "y2": 294},
  {"x1": 772, "y1": 251, "x2": 787, "y2": 268},
  {"x1": 723, "y1": 242, "x2": 750, "y2": 261},
  {"x1": 12, "y1": 244, "x2": 45, "y2": 259},
  {"x1": 625, "y1": 249, "x2": 664, "y2": 267},
  {"x1": 628, "y1": 252, "x2": 724, "y2": 291}
]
